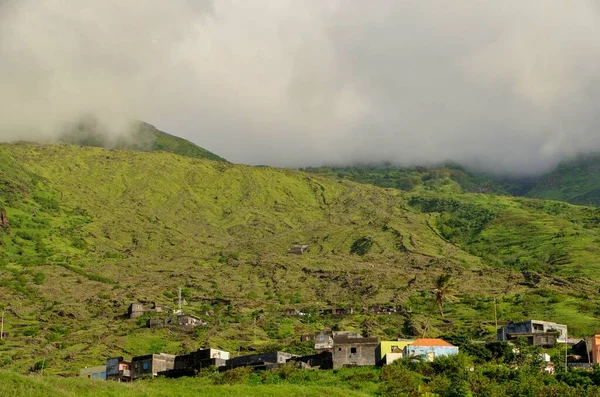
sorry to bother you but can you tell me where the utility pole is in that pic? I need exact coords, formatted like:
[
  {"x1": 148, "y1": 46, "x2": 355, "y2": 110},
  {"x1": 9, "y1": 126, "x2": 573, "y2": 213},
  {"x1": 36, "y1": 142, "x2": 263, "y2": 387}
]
[
  {"x1": 178, "y1": 287, "x2": 182, "y2": 315},
  {"x1": 493, "y1": 297, "x2": 498, "y2": 328},
  {"x1": 565, "y1": 329, "x2": 568, "y2": 372},
  {"x1": 1, "y1": 310, "x2": 4, "y2": 340}
]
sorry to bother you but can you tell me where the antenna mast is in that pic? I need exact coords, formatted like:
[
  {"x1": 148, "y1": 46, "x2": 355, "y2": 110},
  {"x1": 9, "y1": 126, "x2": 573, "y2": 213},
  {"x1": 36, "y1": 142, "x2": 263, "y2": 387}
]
[{"x1": 178, "y1": 287, "x2": 182, "y2": 314}]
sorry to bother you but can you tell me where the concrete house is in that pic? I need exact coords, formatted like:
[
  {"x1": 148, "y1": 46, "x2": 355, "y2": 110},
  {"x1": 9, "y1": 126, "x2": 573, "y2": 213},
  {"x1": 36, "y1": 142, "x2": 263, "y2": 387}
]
[
  {"x1": 404, "y1": 338, "x2": 459, "y2": 362},
  {"x1": 497, "y1": 320, "x2": 567, "y2": 346},
  {"x1": 128, "y1": 302, "x2": 171, "y2": 319},
  {"x1": 376, "y1": 340, "x2": 415, "y2": 365},
  {"x1": 128, "y1": 303, "x2": 145, "y2": 319},
  {"x1": 225, "y1": 352, "x2": 297, "y2": 371},
  {"x1": 80, "y1": 364, "x2": 107, "y2": 380},
  {"x1": 106, "y1": 357, "x2": 131, "y2": 382},
  {"x1": 161, "y1": 348, "x2": 230, "y2": 377},
  {"x1": 148, "y1": 314, "x2": 207, "y2": 329},
  {"x1": 314, "y1": 332, "x2": 334, "y2": 350},
  {"x1": 289, "y1": 351, "x2": 333, "y2": 369},
  {"x1": 131, "y1": 353, "x2": 176, "y2": 379},
  {"x1": 288, "y1": 244, "x2": 310, "y2": 254},
  {"x1": 332, "y1": 334, "x2": 379, "y2": 368}
]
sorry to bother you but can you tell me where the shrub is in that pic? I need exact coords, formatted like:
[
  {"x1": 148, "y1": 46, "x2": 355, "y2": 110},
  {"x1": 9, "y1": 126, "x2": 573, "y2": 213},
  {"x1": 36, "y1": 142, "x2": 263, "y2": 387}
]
[{"x1": 214, "y1": 366, "x2": 253, "y2": 385}]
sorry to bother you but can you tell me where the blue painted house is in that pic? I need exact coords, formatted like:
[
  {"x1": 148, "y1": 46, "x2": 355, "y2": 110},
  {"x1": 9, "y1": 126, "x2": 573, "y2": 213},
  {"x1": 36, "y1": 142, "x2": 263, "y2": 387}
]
[{"x1": 403, "y1": 338, "x2": 458, "y2": 361}]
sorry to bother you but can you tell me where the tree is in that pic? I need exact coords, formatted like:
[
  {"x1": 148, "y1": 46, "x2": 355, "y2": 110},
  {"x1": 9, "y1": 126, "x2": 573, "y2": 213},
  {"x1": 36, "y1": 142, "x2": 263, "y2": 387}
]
[{"x1": 433, "y1": 274, "x2": 456, "y2": 318}]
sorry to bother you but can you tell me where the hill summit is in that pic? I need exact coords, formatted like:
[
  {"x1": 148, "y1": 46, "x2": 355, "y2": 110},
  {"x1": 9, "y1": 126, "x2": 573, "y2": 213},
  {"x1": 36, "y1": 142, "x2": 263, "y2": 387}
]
[{"x1": 59, "y1": 117, "x2": 226, "y2": 162}]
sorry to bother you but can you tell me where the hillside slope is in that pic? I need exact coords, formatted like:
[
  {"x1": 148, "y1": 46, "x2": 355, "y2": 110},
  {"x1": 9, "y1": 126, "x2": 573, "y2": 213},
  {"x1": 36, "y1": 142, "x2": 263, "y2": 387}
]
[
  {"x1": 526, "y1": 154, "x2": 600, "y2": 206},
  {"x1": 1, "y1": 144, "x2": 600, "y2": 375},
  {"x1": 305, "y1": 154, "x2": 600, "y2": 207},
  {"x1": 60, "y1": 119, "x2": 226, "y2": 162}
]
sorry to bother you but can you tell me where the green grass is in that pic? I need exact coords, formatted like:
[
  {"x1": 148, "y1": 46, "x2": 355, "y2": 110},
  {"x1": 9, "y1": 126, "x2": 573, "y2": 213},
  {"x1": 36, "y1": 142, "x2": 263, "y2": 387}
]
[{"x1": 0, "y1": 368, "x2": 378, "y2": 397}]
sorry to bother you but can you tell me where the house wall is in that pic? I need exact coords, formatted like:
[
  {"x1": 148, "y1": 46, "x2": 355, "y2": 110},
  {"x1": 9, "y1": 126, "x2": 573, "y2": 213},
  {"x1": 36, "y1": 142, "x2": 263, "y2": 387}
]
[
  {"x1": 404, "y1": 346, "x2": 459, "y2": 362},
  {"x1": 376, "y1": 340, "x2": 414, "y2": 362},
  {"x1": 497, "y1": 320, "x2": 568, "y2": 342},
  {"x1": 80, "y1": 365, "x2": 107, "y2": 380},
  {"x1": 592, "y1": 335, "x2": 600, "y2": 364},
  {"x1": 152, "y1": 354, "x2": 175, "y2": 374},
  {"x1": 132, "y1": 354, "x2": 175, "y2": 378},
  {"x1": 226, "y1": 352, "x2": 295, "y2": 369},
  {"x1": 383, "y1": 353, "x2": 404, "y2": 365},
  {"x1": 332, "y1": 338, "x2": 378, "y2": 368}
]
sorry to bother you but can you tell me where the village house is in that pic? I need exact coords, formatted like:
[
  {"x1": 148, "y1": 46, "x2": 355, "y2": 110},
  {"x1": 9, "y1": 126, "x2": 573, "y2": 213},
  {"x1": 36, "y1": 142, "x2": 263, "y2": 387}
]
[
  {"x1": 289, "y1": 351, "x2": 333, "y2": 369},
  {"x1": 285, "y1": 308, "x2": 308, "y2": 316},
  {"x1": 160, "y1": 348, "x2": 230, "y2": 378},
  {"x1": 497, "y1": 320, "x2": 567, "y2": 346},
  {"x1": 367, "y1": 305, "x2": 399, "y2": 315},
  {"x1": 587, "y1": 335, "x2": 600, "y2": 364},
  {"x1": 224, "y1": 352, "x2": 297, "y2": 371},
  {"x1": 314, "y1": 332, "x2": 334, "y2": 350},
  {"x1": 332, "y1": 334, "x2": 379, "y2": 368},
  {"x1": 540, "y1": 353, "x2": 555, "y2": 374},
  {"x1": 147, "y1": 314, "x2": 207, "y2": 329},
  {"x1": 376, "y1": 340, "x2": 415, "y2": 365},
  {"x1": 128, "y1": 302, "x2": 171, "y2": 319},
  {"x1": 79, "y1": 364, "x2": 107, "y2": 380},
  {"x1": 131, "y1": 353, "x2": 176, "y2": 379},
  {"x1": 404, "y1": 338, "x2": 459, "y2": 362},
  {"x1": 106, "y1": 357, "x2": 131, "y2": 382},
  {"x1": 288, "y1": 244, "x2": 310, "y2": 254}
]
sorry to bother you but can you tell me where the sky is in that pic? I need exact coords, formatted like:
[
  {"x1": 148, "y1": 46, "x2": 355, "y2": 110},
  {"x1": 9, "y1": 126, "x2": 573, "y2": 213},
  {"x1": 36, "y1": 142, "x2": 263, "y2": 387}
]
[{"x1": 0, "y1": 0, "x2": 599, "y2": 175}]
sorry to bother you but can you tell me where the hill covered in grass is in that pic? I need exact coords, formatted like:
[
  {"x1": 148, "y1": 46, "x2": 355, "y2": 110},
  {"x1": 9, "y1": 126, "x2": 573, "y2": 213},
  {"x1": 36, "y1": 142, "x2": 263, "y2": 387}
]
[
  {"x1": 305, "y1": 154, "x2": 600, "y2": 207},
  {"x1": 59, "y1": 118, "x2": 226, "y2": 162},
  {"x1": 1, "y1": 143, "x2": 600, "y2": 377}
]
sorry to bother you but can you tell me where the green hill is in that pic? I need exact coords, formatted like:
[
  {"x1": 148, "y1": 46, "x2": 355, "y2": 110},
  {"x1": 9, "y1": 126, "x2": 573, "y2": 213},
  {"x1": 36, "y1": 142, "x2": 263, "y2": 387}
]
[
  {"x1": 59, "y1": 119, "x2": 226, "y2": 162},
  {"x1": 304, "y1": 155, "x2": 600, "y2": 207},
  {"x1": 1, "y1": 143, "x2": 600, "y2": 377},
  {"x1": 526, "y1": 154, "x2": 600, "y2": 206}
]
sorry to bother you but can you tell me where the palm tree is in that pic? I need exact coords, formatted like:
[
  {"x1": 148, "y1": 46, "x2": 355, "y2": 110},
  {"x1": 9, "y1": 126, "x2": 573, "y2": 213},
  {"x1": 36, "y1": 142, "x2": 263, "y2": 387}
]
[{"x1": 433, "y1": 273, "x2": 456, "y2": 318}]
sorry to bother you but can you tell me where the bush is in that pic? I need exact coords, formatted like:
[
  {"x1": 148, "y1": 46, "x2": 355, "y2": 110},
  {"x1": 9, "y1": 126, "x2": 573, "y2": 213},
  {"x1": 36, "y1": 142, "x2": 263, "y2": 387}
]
[{"x1": 214, "y1": 366, "x2": 253, "y2": 385}]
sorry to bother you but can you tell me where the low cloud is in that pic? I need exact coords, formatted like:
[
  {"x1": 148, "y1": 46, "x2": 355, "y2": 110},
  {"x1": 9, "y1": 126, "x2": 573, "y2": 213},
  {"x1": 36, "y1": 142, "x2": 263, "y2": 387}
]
[{"x1": 1, "y1": 0, "x2": 599, "y2": 174}]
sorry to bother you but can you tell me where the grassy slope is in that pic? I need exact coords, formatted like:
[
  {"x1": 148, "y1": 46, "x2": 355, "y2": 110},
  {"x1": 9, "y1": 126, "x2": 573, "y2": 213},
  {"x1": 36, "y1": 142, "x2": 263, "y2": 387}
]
[
  {"x1": 527, "y1": 154, "x2": 600, "y2": 206},
  {"x1": 305, "y1": 154, "x2": 600, "y2": 207},
  {"x1": 1, "y1": 144, "x2": 600, "y2": 377},
  {"x1": 60, "y1": 120, "x2": 227, "y2": 162},
  {"x1": 0, "y1": 368, "x2": 378, "y2": 397}
]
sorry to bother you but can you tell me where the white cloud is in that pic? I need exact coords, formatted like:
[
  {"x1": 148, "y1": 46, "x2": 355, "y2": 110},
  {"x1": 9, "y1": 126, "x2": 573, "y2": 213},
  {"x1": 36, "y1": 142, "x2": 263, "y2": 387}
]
[{"x1": 1, "y1": 0, "x2": 599, "y2": 174}]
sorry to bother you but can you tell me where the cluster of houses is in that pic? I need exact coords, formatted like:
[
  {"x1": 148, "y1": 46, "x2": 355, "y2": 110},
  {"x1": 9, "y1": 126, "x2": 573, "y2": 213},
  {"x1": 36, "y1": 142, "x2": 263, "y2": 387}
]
[
  {"x1": 127, "y1": 302, "x2": 207, "y2": 330},
  {"x1": 286, "y1": 305, "x2": 408, "y2": 317},
  {"x1": 79, "y1": 332, "x2": 459, "y2": 381},
  {"x1": 81, "y1": 316, "x2": 600, "y2": 380}
]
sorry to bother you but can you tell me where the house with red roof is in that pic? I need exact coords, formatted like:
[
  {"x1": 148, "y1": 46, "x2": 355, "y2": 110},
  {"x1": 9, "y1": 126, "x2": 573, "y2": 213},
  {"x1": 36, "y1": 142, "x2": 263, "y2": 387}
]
[{"x1": 403, "y1": 338, "x2": 459, "y2": 362}]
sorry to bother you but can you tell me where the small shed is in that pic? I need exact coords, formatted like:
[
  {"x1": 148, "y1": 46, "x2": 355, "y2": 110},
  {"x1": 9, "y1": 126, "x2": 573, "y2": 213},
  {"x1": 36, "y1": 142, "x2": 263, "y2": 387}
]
[
  {"x1": 288, "y1": 244, "x2": 310, "y2": 255},
  {"x1": 128, "y1": 303, "x2": 145, "y2": 319}
]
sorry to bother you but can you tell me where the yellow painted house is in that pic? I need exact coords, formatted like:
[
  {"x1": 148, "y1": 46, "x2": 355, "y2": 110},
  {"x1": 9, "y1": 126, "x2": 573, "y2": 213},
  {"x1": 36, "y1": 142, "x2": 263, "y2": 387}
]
[{"x1": 376, "y1": 339, "x2": 414, "y2": 365}]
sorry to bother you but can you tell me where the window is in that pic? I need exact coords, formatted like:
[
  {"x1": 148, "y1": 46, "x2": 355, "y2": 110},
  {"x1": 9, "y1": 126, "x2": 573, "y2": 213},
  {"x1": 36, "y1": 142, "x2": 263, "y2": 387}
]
[
  {"x1": 101, "y1": 372, "x2": 106, "y2": 380},
  {"x1": 143, "y1": 362, "x2": 149, "y2": 370},
  {"x1": 350, "y1": 347, "x2": 357, "y2": 354},
  {"x1": 533, "y1": 323, "x2": 544, "y2": 331},
  {"x1": 338, "y1": 348, "x2": 342, "y2": 351}
]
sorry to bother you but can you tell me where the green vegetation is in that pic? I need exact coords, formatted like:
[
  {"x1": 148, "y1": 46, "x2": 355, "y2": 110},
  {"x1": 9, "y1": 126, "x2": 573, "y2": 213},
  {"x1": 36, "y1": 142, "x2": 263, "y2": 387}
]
[
  {"x1": 1, "y1": 142, "x2": 600, "y2": 382},
  {"x1": 304, "y1": 153, "x2": 600, "y2": 207}
]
